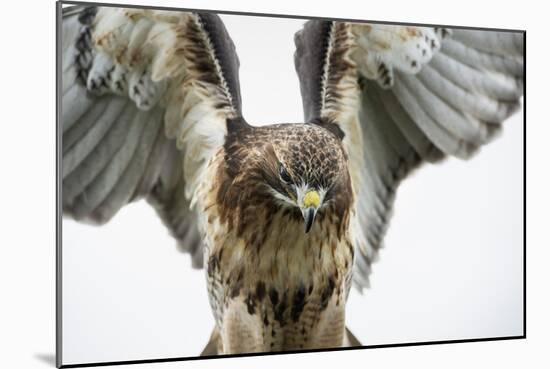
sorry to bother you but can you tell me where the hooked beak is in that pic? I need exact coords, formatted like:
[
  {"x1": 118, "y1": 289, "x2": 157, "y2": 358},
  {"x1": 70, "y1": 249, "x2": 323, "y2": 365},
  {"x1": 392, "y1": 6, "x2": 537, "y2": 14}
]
[
  {"x1": 301, "y1": 207, "x2": 318, "y2": 233},
  {"x1": 301, "y1": 190, "x2": 320, "y2": 233}
]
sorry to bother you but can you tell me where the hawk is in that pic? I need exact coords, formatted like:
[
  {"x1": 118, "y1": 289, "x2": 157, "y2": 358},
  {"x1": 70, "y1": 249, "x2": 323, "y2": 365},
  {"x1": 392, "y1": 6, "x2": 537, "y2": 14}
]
[{"x1": 60, "y1": 5, "x2": 524, "y2": 355}]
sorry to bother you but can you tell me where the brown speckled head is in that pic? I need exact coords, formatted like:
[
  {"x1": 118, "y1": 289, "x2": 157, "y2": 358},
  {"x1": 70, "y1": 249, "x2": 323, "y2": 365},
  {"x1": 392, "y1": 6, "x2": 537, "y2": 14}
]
[
  {"x1": 274, "y1": 125, "x2": 344, "y2": 187},
  {"x1": 218, "y1": 121, "x2": 352, "y2": 236}
]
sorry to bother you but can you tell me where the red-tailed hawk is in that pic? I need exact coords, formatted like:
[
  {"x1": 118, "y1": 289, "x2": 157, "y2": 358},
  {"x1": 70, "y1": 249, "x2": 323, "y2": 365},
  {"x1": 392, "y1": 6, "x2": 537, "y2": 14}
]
[{"x1": 61, "y1": 6, "x2": 524, "y2": 355}]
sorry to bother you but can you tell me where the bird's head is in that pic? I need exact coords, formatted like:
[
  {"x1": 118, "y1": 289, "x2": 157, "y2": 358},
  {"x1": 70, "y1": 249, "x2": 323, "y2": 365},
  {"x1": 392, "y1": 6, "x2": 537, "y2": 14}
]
[
  {"x1": 258, "y1": 124, "x2": 352, "y2": 233},
  {"x1": 220, "y1": 122, "x2": 353, "y2": 236}
]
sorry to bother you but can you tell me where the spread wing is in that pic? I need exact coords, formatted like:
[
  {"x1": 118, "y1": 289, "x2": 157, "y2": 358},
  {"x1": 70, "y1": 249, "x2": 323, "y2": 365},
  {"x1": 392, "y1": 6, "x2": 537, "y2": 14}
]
[
  {"x1": 61, "y1": 6, "x2": 242, "y2": 267},
  {"x1": 294, "y1": 21, "x2": 524, "y2": 288}
]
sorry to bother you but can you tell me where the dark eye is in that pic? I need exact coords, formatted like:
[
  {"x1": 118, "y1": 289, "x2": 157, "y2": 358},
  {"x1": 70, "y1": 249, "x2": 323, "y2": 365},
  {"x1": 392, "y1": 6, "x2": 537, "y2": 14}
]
[{"x1": 279, "y1": 164, "x2": 292, "y2": 184}]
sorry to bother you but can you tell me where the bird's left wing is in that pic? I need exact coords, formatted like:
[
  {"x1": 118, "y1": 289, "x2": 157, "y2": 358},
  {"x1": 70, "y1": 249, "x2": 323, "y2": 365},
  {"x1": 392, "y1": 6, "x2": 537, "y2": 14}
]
[
  {"x1": 61, "y1": 6, "x2": 241, "y2": 267},
  {"x1": 294, "y1": 21, "x2": 524, "y2": 288}
]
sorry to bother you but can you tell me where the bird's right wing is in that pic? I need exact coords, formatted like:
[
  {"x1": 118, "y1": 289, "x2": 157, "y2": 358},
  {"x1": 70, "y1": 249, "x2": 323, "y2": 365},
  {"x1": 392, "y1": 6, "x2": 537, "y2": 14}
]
[{"x1": 61, "y1": 6, "x2": 242, "y2": 267}]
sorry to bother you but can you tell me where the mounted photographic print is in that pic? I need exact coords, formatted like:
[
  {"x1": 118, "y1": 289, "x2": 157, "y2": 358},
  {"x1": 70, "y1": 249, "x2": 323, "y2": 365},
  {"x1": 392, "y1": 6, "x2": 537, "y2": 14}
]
[{"x1": 57, "y1": 1, "x2": 525, "y2": 367}]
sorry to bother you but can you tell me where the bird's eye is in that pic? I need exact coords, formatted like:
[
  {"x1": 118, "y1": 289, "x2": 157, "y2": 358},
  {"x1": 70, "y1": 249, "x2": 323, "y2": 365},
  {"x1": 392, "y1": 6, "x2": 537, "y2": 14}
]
[{"x1": 279, "y1": 164, "x2": 292, "y2": 184}]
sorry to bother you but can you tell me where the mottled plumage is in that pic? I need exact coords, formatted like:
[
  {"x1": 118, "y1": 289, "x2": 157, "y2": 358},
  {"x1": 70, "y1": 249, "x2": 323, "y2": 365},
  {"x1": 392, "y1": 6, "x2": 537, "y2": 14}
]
[
  {"x1": 60, "y1": 5, "x2": 524, "y2": 355},
  {"x1": 200, "y1": 123, "x2": 354, "y2": 352}
]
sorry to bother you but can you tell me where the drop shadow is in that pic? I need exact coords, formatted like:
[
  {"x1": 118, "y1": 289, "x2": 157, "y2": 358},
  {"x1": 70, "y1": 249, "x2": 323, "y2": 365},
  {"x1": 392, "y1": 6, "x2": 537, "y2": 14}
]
[{"x1": 34, "y1": 353, "x2": 56, "y2": 367}]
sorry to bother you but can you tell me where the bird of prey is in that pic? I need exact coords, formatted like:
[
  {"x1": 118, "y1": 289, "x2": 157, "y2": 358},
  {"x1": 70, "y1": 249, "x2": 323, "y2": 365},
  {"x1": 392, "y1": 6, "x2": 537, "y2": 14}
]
[{"x1": 60, "y1": 5, "x2": 524, "y2": 355}]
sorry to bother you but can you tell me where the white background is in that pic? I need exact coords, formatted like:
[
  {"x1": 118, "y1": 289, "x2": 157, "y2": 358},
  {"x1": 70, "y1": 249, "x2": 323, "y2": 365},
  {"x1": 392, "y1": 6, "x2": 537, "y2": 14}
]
[
  {"x1": 62, "y1": 10, "x2": 524, "y2": 365},
  {"x1": 1, "y1": 1, "x2": 548, "y2": 369}
]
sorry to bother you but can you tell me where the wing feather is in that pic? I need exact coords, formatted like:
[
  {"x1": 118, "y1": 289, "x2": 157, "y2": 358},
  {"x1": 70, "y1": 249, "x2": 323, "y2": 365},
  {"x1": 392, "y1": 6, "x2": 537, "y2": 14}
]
[
  {"x1": 441, "y1": 38, "x2": 523, "y2": 77},
  {"x1": 392, "y1": 73, "x2": 474, "y2": 157},
  {"x1": 62, "y1": 104, "x2": 135, "y2": 202},
  {"x1": 431, "y1": 51, "x2": 522, "y2": 100},
  {"x1": 69, "y1": 104, "x2": 151, "y2": 220},
  {"x1": 63, "y1": 99, "x2": 129, "y2": 178},
  {"x1": 451, "y1": 29, "x2": 523, "y2": 55},
  {"x1": 62, "y1": 99, "x2": 109, "y2": 154},
  {"x1": 294, "y1": 21, "x2": 524, "y2": 289},
  {"x1": 371, "y1": 86, "x2": 444, "y2": 163},
  {"x1": 92, "y1": 108, "x2": 164, "y2": 222},
  {"x1": 61, "y1": 85, "x2": 96, "y2": 133},
  {"x1": 61, "y1": 6, "x2": 242, "y2": 266},
  {"x1": 400, "y1": 72, "x2": 484, "y2": 144},
  {"x1": 419, "y1": 64, "x2": 512, "y2": 124}
]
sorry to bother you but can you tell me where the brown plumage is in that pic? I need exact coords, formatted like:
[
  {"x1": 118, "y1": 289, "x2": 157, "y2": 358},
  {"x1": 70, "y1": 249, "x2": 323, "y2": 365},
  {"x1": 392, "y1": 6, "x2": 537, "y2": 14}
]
[{"x1": 200, "y1": 121, "x2": 355, "y2": 353}]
